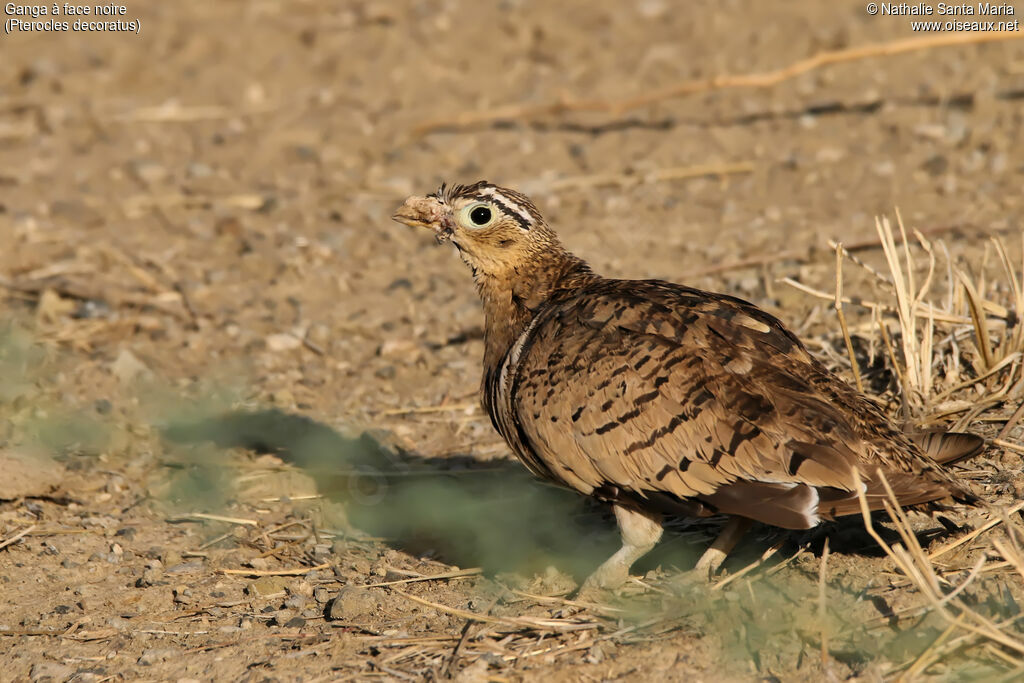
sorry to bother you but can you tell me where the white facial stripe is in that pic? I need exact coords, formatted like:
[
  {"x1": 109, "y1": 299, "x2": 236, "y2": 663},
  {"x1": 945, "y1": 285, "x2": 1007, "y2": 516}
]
[{"x1": 475, "y1": 186, "x2": 534, "y2": 225}]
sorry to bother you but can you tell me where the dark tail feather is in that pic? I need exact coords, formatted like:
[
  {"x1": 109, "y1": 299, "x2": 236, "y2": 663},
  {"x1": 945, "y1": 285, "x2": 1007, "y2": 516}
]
[{"x1": 908, "y1": 431, "x2": 986, "y2": 466}]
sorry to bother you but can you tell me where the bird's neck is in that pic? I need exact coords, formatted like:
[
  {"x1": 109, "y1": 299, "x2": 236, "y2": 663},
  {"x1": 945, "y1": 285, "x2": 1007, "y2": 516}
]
[{"x1": 475, "y1": 250, "x2": 595, "y2": 372}]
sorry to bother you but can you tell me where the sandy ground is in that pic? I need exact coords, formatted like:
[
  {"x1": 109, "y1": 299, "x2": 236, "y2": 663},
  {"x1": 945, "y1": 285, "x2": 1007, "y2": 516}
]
[{"x1": 1, "y1": 1, "x2": 1024, "y2": 680}]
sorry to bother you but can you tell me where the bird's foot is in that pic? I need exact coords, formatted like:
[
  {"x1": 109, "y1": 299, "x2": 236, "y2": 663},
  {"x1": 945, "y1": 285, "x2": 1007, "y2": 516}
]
[
  {"x1": 690, "y1": 516, "x2": 752, "y2": 582},
  {"x1": 580, "y1": 560, "x2": 630, "y2": 594},
  {"x1": 560, "y1": 504, "x2": 664, "y2": 615},
  {"x1": 661, "y1": 546, "x2": 730, "y2": 597},
  {"x1": 560, "y1": 562, "x2": 631, "y2": 615},
  {"x1": 693, "y1": 545, "x2": 728, "y2": 581}
]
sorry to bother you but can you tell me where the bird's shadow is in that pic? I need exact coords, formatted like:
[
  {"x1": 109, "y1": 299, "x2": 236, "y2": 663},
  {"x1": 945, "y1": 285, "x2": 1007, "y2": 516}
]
[{"x1": 161, "y1": 409, "x2": 960, "y2": 582}]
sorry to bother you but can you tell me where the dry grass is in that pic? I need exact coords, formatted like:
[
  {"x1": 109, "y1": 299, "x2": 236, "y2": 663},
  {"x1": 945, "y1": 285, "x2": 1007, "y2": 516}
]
[
  {"x1": 852, "y1": 469, "x2": 1024, "y2": 678},
  {"x1": 784, "y1": 214, "x2": 1024, "y2": 422},
  {"x1": 781, "y1": 214, "x2": 1024, "y2": 678}
]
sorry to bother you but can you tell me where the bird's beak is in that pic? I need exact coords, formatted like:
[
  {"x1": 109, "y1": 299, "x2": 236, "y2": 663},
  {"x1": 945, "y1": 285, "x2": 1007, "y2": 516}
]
[{"x1": 392, "y1": 195, "x2": 448, "y2": 237}]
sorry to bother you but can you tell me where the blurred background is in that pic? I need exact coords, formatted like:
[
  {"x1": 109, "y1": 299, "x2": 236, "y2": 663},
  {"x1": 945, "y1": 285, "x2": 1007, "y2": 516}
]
[{"x1": 1, "y1": 1, "x2": 1023, "y2": 680}]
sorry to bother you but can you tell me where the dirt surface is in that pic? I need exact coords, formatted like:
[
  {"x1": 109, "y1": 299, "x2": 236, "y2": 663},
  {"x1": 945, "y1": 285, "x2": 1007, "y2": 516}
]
[{"x1": 2, "y1": 1, "x2": 1024, "y2": 680}]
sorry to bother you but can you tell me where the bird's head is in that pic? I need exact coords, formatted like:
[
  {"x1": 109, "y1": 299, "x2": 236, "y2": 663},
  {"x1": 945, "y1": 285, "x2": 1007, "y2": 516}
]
[{"x1": 392, "y1": 181, "x2": 559, "y2": 278}]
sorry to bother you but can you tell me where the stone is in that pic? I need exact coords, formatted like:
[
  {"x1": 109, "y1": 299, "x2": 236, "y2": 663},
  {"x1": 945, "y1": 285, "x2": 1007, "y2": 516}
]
[
  {"x1": 29, "y1": 662, "x2": 75, "y2": 682},
  {"x1": 110, "y1": 350, "x2": 151, "y2": 384},
  {"x1": 35, "y1": 289, "x2": 75, "y2": 324},
  {"x1": 247, "y1": 575, "x2": 289, "y2": 597},
  {"x1": 266, "y1": 333, "x2": 302, "y2": 352},
  {"x1": 138, "y1": 648, "x2": 178, "y2": 666},
  {"x1": 328, "y1": 587, "x2": 380, "y2": 620}
]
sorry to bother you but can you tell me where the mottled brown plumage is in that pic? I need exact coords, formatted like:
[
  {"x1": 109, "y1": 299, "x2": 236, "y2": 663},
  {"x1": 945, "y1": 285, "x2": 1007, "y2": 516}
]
[{"x1": 392, "y1": 181, "x2": 984, "y2": 588}]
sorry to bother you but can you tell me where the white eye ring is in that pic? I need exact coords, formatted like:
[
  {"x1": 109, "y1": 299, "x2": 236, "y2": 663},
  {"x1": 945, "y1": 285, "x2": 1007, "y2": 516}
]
[{"x1": 459, "y1": 202, "x2": 496, "y2": 229}]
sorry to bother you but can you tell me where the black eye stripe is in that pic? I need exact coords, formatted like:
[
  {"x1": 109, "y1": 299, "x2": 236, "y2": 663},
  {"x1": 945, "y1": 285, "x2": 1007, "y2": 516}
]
[
  {"x1": 437, "y1": 181, "x2": 544, "y2": 229},
  {"x1": 470, "y1": 195, "x2": 531, "y2": 231}
]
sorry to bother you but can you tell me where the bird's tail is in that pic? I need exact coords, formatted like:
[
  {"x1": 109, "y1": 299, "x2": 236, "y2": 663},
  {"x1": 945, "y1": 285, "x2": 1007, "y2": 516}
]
[{"x1": 908, "y1": 430, "x2": 986, "y2": 466}]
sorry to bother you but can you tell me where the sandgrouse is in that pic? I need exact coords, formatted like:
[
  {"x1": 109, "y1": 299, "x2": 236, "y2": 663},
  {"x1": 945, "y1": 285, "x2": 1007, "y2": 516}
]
[{"x1": 392, "y1": 181, "x2": 983, "y2": 590}]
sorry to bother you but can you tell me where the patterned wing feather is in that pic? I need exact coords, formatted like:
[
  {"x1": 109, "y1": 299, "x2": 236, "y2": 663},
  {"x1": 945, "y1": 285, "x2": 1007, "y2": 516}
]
[{"x1": 503, "y1": 280, "x2": 970, "y2": 529}]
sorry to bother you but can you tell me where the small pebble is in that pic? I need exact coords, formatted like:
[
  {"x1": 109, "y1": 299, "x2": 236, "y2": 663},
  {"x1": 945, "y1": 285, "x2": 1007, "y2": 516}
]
[
  {"x1": 135, "y1": 566, "x2": 162, "y2": 588},
  {"x1": 922, "y1": 155, "x2": 948, "y2": 176},
  {"x1": 284, "y1": 594, "x2": 306, "y2": 610},
  {"x1": 271, "y1": 609, "x2": 297, "y2": 626},
  {"x1": 129, "y1": 160, "x2": 168, "y2": 185},
  {"x1": 289, "y1": 580, "x2": 314, "y2": 598},
  {"x1": 247, "y1": 575, "x2": 289, "y2": 597},
  {"x1": 110, "y1": 349, "x2": 151, "y2": 384},
  {"x1": 266, "y1": 333, "x2": 302, "y2": 352},
  {"x1": 374, "y1": 365, "x2": 396, "y2": 380},
  {"x1": 138, "y1": 648, "x2": 178, "y2": 666},
  {"x1": 377, "y1": 338, "x2": 420, "y2": 360},
  {"x1": 386, "y1": 278, "x2": 413, "y2": 291},
  {"x1": 74, "y1": 300, "x2": 112, "y2": 320},
  {"x1": 108, "y1": 616, "x2": 131, "y2": 630},
  {"x1": 328, "y1": 587, "x2": 380, "y2": 620},
  {"x1": 30, "y1": 662, "x2": 75, "y2": 682},
  {"x1": 186, "y1": 162, "x2": 213, "y2": 178},
  {"x1": 305, "y1": 323, "x2": 331, "y2": 349}
]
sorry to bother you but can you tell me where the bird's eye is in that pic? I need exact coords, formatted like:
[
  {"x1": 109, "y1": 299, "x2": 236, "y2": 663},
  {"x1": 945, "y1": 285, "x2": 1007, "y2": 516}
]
[
  {"x1": 470, "y1": 205, "x2": 492, "y2": 225},
  {"x1": 458, "y1": 202, "x2": 496, "y2": 229}
]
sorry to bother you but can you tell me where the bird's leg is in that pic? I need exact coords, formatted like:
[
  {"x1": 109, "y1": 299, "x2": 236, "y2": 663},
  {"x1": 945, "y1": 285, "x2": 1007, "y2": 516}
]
[
  {"x1": 580, "y1": 505, "x2": 663, "y2": 593},
  {"x1": 694, "y1": 516, "x2": 753, "y2": 580}
]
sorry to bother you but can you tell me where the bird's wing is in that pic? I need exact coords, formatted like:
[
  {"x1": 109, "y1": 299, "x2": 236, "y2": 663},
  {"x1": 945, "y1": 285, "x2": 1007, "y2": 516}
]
[{"x1": 508, "y1": 281, "x2": 956, "y2": 529}]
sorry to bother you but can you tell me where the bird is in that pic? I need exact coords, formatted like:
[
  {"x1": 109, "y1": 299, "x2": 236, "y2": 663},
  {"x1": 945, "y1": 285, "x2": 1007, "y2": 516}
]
[{"x1": 392, "y1": 180, "x2": 984, "y2": 591}]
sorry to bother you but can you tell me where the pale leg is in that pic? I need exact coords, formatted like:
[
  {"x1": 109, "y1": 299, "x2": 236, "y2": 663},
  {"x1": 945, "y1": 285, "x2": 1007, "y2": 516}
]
[
  {"x1": 694, "y1": 516, "x2": 753, "y2": 579},
  {"x1": 581, "y1": 504, "x2": 664, "y2": 592}
]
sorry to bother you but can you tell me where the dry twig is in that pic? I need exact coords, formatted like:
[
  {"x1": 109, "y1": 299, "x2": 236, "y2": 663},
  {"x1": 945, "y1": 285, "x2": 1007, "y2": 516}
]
[
  {"x1": 819, "y1": 537, "x2": 831, "y2": 665},
  {"x1": 391, "y1": 589, "x2": 597, "y2": 633},
  {"x1": 929, "y1": 502, "x2": 1024, "y2": 561},
  {"x1": 413, "y1": 31, "x2": 1022, "y2": 134},
  {"x1": 220, "y1": 562, "x2": 331, "y2": 577},
  {"x1": 711, "y1": 542, "x2": 784, "y2": 591},
  {"x1": 854, "y1": 468, "x2": 1024, "y2": 667},
  {"x1": 359, "y1": 567, "x2": 482, "y2": 588},
  {"x1": 0, "y1": 525, "x2": 36, "y2": 551},
  {"x1": 538, "y1": 162, "x2": 754, "y2": 193},
  {"x1": 168, "y1": 512, "x2": 259, "y2": 527},
  {"x1": 834, "y1": 244, "x2": 863, "y2": 393}
]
